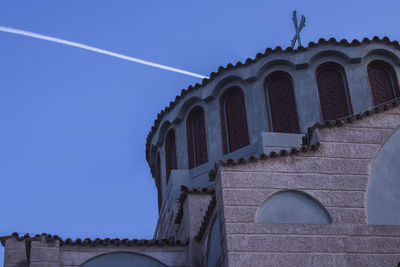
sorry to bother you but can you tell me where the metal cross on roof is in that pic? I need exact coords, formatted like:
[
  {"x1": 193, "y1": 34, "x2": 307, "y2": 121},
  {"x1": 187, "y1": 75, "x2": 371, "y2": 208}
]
[{"x1": 291, "y1": 10, "x2": 306, "y2": 48}]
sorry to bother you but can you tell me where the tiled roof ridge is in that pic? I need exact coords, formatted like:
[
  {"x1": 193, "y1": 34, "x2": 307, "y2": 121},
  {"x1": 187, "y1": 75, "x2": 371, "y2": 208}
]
[
  {"x1": 0, "y1": 232, "x2": 188, "y2": 247},
  {"x1": 146, "y1": 36, "x2": 399, "y2": 167},
  {"x1": 175, "y1": 185, "x2": 215, "y2": 225},
  {"x1": 208, "y1": 97, "x2": 400, "y2": 172},
  {"x1": 195, "y1": 194, "x2": 217, "y2": 242}
]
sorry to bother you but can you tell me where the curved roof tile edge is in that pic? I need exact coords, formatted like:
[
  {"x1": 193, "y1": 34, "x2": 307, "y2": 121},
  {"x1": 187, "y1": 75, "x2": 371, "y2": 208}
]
[
  {"x1": 195, "y1": 194, "x2": 217, "y2": 242},
  {"x1": 145, "y1": 36, "x2": 400, "y2": 168}
]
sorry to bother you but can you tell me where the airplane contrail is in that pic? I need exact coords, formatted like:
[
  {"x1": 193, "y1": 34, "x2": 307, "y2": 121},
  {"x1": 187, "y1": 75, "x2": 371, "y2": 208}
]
[{"x1": 0, "y1": 25, "x2": 208, "y2": 79}]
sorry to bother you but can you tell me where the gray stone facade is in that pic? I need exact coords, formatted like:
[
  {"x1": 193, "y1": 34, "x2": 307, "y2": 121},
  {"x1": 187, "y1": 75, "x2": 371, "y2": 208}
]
[
  {"x1": 212, "y1": 105, "x2": 400, "y2": 266},
  {"x1": 3, "y1": 38, "x2": 400, "y2": 266},
  {"x1": 148, "y1": 38, "x2": 400, "y2": 239}
]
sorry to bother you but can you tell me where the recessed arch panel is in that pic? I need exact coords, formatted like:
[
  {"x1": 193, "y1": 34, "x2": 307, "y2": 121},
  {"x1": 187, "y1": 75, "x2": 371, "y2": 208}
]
[
  {"x1": 367, "y1": 127, "x2": 400, "y2": 225},
  {"x1": 81, "y1": 252, "x2": 167, "y2": 267},
  {"x1": 257, "y1": 190, "x2": 332, "y2": 224}
]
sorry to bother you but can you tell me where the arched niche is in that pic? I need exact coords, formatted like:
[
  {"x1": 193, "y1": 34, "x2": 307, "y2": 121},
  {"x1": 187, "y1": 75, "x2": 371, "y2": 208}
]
[
  {"x1": 367, "y1": 127, "x2": 400, "y2": 225},
  {"x1": 206, "y1": 217, "x2": 222, "y2": 267},
  {"x1": 309, "y1": 49, "x2": 351, "y2": 66},
  {"x1": 81, "y1": 252, "x2": 167, "y2": 267},
  {"x1": 363, "y1": 49, "x2": 400, "y2": 65},
  {"x1": 257, "y1": 190, "x2": 332, "y2": 224}
]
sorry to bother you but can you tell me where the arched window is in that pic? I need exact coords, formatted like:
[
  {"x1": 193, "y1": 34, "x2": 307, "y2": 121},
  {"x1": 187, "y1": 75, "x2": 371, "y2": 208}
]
[
  {"x1": 368, "y1": 60, "x2": 400, "y2": 106},
  {"x1": 165, "y1": 129, "x2": 177, "y2": 183},
  {"x1": 186, "y1": 106, "x2": 208, "y2": 169},
  {"x1": 156, "y1": 152, "x2": 162, "y2": 212},
  {"x1": 316, "y1": 63, "x2": 352, "y2": 121},
  {"x1": 264, "y1": 71, "x2": 300, "y2": 133},
  {"x1": 219, "y1": 87, "x2": 250, "y2": 154}
]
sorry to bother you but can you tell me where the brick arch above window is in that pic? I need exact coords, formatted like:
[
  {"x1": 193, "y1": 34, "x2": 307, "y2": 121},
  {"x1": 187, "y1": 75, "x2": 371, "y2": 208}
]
[
  {"x1": 165, "y1": 129, "x2": 177, "y2": 184},
  {"x1": 186, "y1": 106, "x2": 208, "y2": 169},
  {"x1": 219, "y1": 86, "x2": 250, "y2": 154},
  {"x1": 264, "y1": 71, "x2": 300, "y2": 133},
  {"x1": 316, "y1": 62, "x2": 352, "y2": 121},
  {"x1": 368, "y1": 60, "x2": 400, "y2": 106}
]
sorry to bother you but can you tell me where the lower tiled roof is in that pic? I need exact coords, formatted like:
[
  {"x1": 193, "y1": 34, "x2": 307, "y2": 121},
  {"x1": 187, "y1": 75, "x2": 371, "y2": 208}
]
[{"x1": 0, "y1": 232, "x2": 187, "y2": 247}]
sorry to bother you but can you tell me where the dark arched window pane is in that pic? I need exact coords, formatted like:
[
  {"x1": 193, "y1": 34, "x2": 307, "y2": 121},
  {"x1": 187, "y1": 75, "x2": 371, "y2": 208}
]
[
  {"x1": 265, "y1": 72, "x2": 300, "y2": 133},
  {"x1": 165, "y1": 129, "x2": 177, "y2": 183},
  {"x1": 316, "y1": 63, "x2": 352, "y2": 121},
  {"x1": 156, "y1": 152, "x2": 162, "y2": 212},
  {"x1": 219, "y1": 87, "x2": 250, "y2": 154},
  {"x1": 186, "y1": 106, "x2": 208, "y2": 169},
  {"x1": 368, "y1": 60, "x2": 399, "y2": 106}
]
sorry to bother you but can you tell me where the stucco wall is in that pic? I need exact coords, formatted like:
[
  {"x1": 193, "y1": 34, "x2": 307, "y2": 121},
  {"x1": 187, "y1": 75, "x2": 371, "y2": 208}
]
[
  {"x1": 215, "y1": 105, "x2": 400, "y2": 267},
  {"x1": 152, "y1": 42, "x2": 400, "y2": 237}
]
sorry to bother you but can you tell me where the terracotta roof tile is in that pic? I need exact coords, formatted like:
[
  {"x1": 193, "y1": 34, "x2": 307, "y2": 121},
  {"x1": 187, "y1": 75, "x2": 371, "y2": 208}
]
[
  {"x1": 174, "y1": 186, "x2": 215, "y2": 225},
  {"x1": 0, "y1": 232, "x2": 187, "y2": 247},
  {"x1": 146, "y1": 36, "x2": 399, "y2": 169},
  {"x1": 195, "y1": 194, "x2": 217, "y2": 242}
]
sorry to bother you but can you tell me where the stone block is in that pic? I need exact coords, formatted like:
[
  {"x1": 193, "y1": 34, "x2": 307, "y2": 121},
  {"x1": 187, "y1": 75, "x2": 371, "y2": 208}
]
[
  {"x1": 29, "y1": 263, "x2": 59, "y2": 267},
  {"x1": 223, "y1": 206, "x2": 257, "y2": 223},
  {"x1": 328, "y1": 207, "x2": 366, "y2": 224},
  {"x1": 30, "y1": 247, "x2": 59, "y2": 262},
  {"x1": 221, "y1": 188, "x2": 365, "y2": 208},
  {"x1": 220, "y1": 172, "x2": 368, "y2": 191},
  {"x1": 5, "y1": 239, "x2": 26, "y2": 250},
  {"x1": 222, "y1": 155, "x2": 370, "y2": 175},
  {"x1": 226, "y1": 234, "x2": 345, "y2": 253},
  {"x1": 348, "y1": 113, "x2": 400, "y2": 129},
  {"x1": 227, "y1": 252, "x2": 347, "y2": 267},
  {"x1": 309, "y1": 142, "x2": 380, "y2": 159},
  {"x1": 318, "y1": 127, "x2": 392, "y2": 144},
  {"x1": 4, "y1": 249, "x2": 27, "y2": 264}
]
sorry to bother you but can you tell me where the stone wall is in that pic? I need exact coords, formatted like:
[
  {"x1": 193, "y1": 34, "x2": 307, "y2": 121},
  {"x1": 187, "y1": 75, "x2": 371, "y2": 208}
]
[
  {"x1": 215, "y1": 105, "x2": 400, "y2": 267},
  {"x1": 2, "y1": 236, "x2": 188, "y2": 267},
  {"x1": 151, "y1": 40, "x2": 400, "y2": 237}
]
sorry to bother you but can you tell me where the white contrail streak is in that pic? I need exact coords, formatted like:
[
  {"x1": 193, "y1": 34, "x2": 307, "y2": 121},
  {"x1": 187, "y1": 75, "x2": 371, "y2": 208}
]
[{"x1": 0, "y1": 26, "x2": 208, "y2": 79}]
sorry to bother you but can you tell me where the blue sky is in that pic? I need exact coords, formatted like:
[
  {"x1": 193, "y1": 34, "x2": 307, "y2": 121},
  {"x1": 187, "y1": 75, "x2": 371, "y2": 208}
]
[{"x1": 1, "y1": 0, "x2": 400, "y2": 264}]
